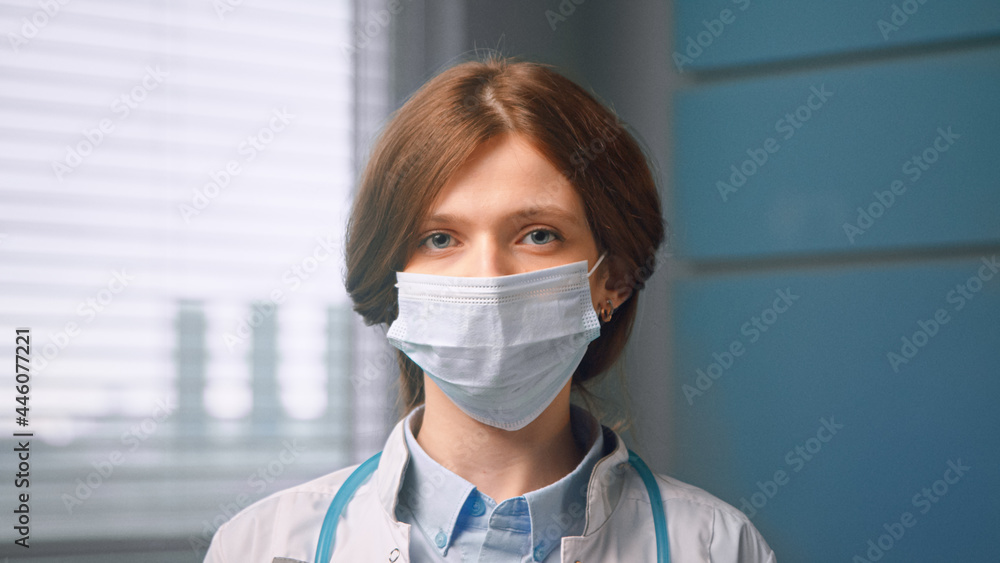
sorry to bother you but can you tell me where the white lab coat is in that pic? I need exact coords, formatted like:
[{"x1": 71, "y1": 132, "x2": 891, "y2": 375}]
[{"x1": 204, "y1": 418, "x2": 776, "y2": 563}]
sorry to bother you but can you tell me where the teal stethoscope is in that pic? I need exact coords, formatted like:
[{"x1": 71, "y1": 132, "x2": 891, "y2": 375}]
[{"x1": 314, "y1": 449, "x2": 669, "y2": 563}]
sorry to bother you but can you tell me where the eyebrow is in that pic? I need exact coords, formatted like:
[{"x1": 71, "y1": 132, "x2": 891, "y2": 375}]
[{"x1": 420, "y1": 205, "x2": 583, "y2": 228}]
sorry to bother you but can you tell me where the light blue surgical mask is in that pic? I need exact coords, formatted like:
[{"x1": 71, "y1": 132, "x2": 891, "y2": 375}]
[{"x1": 387, "y1": 254, "x2": 606, "y2": 430}]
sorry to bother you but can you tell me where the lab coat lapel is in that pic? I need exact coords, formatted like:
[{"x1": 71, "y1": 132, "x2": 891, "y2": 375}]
[{"x1": 329, "y1": 417, "x2": 412, "y2": 561}]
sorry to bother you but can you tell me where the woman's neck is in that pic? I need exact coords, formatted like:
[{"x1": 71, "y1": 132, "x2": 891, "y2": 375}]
[{"x1": 415, "y1": 377, "x2": 585, "y2": 502}]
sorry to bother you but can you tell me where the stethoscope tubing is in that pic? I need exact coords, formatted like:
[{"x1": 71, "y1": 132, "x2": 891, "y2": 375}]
[{"x1": 314, "y1": 449, "x2": 669, "y2": 563}]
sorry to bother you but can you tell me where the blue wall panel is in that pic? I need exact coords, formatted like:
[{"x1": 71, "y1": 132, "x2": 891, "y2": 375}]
[
  {"x1": 673, "y1": 0, "x2": 1000, "y2": 71},
  {"x1": 669, "y1": 259, "x2": 1000, "y2": 561},
  {"x1": 672, "y1": 47, "x2": 1000, "y2": 260}
]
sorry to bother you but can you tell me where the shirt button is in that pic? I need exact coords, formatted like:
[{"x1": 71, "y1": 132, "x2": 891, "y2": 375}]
[
  {"x1": 434, "y1": 530, "x2": 447, "y2": 549},
  {"x1": 533, "y1": 543, "x2": 547, "y2": 561},
  {"x1": 470, "y1": 496, "x2": 486, "y2": 516}
]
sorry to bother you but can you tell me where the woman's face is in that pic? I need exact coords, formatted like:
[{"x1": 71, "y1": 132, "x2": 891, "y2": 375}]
[{"x1": 404, "y1": 134, "x2": 604, "y2": 296}]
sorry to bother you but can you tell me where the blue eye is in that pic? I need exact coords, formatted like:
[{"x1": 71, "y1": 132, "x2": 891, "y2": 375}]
[
  {"x1": 422, "y1": 232, "x2": 452, "y2": 249},
  {"x1": 523, "y1": 229, "x2": 559, "y2": 245}
]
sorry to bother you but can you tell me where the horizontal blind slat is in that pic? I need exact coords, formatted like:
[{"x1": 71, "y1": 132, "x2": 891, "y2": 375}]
[{"x1": 0, "y1": 0, "x2": 365, "y2": 544}]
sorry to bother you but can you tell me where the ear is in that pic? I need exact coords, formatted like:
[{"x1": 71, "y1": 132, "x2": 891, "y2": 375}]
[{"x1": 600, "y1": 255, "x2": 635, "y2": 310}]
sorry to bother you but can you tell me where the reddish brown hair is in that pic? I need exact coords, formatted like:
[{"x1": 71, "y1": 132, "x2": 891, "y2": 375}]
[{"x1": 344, "y1": 56, "x2": 665, "y2": 414}]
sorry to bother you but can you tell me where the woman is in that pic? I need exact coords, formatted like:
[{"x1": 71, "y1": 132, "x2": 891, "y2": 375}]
[{"x1": 205, "y1": 56, "x2": 775, "y2": 563}]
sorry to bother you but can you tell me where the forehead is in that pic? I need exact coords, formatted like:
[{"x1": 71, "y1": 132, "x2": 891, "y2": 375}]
[{"x1": 421, "y1": 134, "x2": 586, "y2": 223}]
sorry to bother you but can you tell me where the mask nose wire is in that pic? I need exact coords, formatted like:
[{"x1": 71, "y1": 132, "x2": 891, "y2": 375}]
[
  {"x1": 394, "y1": 252, "x2": 608, "y2": 287},
  {"x1": 587, "y1": 252, "x2": 607, "y2": 278}
]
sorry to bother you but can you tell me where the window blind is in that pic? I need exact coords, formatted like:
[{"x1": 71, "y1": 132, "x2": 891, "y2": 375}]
[{"x1": 0, "y1": 0, "x2": 390, "y2": 555}]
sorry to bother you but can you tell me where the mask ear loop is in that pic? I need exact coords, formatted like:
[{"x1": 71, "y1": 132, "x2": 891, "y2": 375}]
[
  {"x1": 587, "y1": 252, "x2": 607, "y2": 278},
  {"x1": 589, "y1": 252, "x2": 615, "y2": 322}
]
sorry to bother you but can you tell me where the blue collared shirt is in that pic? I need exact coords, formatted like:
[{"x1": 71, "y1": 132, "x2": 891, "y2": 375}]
[{"x1": 395, "y1": 405, "x2": 605, "y2": 563}]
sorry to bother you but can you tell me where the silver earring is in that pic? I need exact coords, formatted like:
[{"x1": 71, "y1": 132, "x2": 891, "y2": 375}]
[{"x1": 599, "y1": 299, "x2": 614, "y2": 322}]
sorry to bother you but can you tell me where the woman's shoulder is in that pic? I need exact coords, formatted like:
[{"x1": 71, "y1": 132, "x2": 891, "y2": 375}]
[
  {"x1": 645, "y1": 471, "x2": 776, "y2": 562},
  {"x1": 652, "y1": 471, "x2": 748, "y2": 517},
  {"x1": 239, "y1": 462, "x2": 360, "y2": 520},
  {"x1": 203, "y1": 462, "x2": 362, "y2": 562}
]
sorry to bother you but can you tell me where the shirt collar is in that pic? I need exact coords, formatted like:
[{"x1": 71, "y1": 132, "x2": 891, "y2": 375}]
[
  {"x1": 524, "y1": 405, "x2": 604, "y2": 559},
  {"x1": 397, "y1": 407, "x2": 476, "y2": 554},
  {"x1": 397, "y1": 405, "x2": 604, "y2": 560}
]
